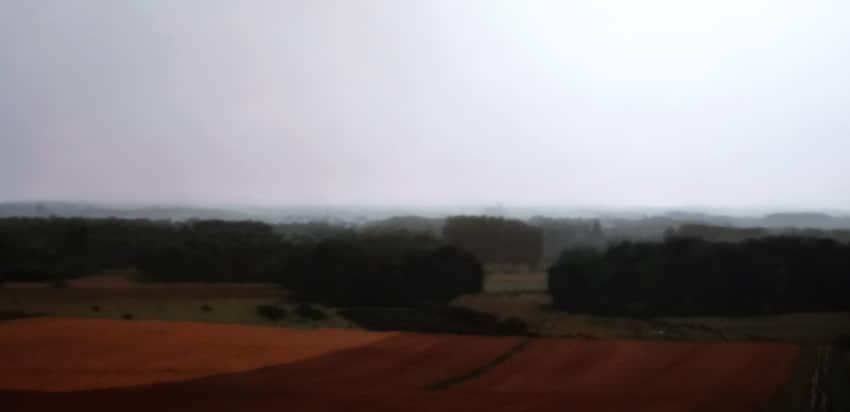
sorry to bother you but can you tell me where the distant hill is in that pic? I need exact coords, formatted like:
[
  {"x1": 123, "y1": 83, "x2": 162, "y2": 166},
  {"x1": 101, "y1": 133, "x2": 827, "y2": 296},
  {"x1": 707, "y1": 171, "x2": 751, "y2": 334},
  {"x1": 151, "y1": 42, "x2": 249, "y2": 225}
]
[
  {"x1": 657, "y1": 211, "x2": 850, "y2": 230},
  {"x1": 660, "y1": 211, "x2": 746, "y2": 226},
  {"x1": 361, "y1": 215, "x2": 445, "y2": 235},
  {"x1": 2, "y1": 202, "x2": 850, "y2": 231},
  {"x1": 0, "y1": 202, "x2": 394, "y2": 223},
  {"x1": 761, "y1": 212, "x2": 850, "y2": 229},
  {"x1": 0, "y1": 202, "x2": 248, "y2": 221}
]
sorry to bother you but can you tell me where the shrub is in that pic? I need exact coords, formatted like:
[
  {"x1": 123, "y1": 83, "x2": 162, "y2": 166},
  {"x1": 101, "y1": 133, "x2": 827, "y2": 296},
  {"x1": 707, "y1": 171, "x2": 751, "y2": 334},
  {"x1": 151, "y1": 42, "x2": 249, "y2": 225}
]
[
  {"x1": 90, "y1": 305, "x2": 100, "y2": 312},
  {"x1": 338, "y1": 305, "x2": 528, "y2": 335},
  {"x1": 294, "y1": 304, "x2": 327, "y2": 321},
  {"x1": 256, "y1": 304, "x2": 287, "y2": 322},
  {"x1": 122, "y1": 313, "x2": 134, "y2": 320},
  {"x1": 200, "y1": 304, "x2": 213, "y2": 312}
]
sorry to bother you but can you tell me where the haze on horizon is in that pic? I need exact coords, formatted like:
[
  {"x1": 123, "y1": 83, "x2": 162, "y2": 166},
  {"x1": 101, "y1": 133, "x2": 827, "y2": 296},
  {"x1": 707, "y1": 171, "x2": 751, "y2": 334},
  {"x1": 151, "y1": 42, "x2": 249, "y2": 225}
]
[{"x1": 2, "y1": 1, "x2": 850, "y2": 210}]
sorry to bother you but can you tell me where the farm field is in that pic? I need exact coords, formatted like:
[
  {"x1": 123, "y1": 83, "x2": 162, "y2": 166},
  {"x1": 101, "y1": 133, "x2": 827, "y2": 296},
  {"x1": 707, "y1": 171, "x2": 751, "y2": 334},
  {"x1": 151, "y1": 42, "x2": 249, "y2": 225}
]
[
  {"x1": 0, "y1": 318, "x2": 391, "y2": 391},
  {"x1": 482, "y1": 272, "x2": 548, "y2": 294},
  {"x1": 4, "y1": 274, "x2": 850, "y2": 343},
  {"x1": 0, "y1": 275, "x2": 348, "y2": 328},
  {"x1": 455, "y1": 292, "x2": 850, "y2": 343},
  {"x1": 0, "y1": 318, "x2": 801, "y2": 412}
]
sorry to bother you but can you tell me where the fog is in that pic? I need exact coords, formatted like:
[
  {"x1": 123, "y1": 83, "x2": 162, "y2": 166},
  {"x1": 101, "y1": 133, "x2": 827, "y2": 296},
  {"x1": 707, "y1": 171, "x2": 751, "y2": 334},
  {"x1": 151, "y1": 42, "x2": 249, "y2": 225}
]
[{"x1": 2, "y1": 1, "x2": 850, "y2": 210}]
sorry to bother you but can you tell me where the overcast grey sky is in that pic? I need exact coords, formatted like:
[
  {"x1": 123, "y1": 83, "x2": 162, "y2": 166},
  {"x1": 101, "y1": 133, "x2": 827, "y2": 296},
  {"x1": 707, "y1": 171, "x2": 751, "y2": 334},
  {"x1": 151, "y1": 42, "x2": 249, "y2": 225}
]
[{"x1": 2, "y1": 1, "x2": 849, "y2": 209}]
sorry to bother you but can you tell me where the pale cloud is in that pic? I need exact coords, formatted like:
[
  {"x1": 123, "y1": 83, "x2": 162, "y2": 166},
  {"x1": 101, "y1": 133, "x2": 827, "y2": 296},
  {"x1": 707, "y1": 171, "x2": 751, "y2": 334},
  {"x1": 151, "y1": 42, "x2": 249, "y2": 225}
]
[{"x1": 2, "y1": 0, "x2": 849, "y2": 209}]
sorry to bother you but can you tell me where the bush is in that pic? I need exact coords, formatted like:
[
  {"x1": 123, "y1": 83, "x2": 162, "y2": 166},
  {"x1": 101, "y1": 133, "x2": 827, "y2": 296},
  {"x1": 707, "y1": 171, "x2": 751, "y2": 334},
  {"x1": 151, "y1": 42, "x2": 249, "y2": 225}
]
[
  {"x1": 256, "y1": 305, "x2": 287, "y2": 322},
  {"x1": 294, "y1": 304, "x2": 327, "y2": 321},
  {"x1": 338, "y1": 305, "x2": 528, "y2": 335},
  {"x1": 122, "y1": 313, "x2": 134, "y2": 320},
  {"x1": 200, "y1": 304, "x2": 213, "y2": 312},
  {"x1": 90, "y1": 305, "x2": 100, "y2": 312}
]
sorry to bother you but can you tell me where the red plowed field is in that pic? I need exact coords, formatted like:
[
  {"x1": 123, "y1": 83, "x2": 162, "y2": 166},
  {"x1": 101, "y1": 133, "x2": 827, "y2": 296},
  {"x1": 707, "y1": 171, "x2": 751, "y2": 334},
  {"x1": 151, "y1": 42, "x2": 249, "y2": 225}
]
[
  {"x1": 0, "y1": 319, "x2": 799, "y2": 411},
  {"x1": 227, "y1": 333, "x2": 524, "y2": 389},
  {"x1": 459, "y1": 339, "x2": 798, "y2": 411},
  {"x1": 0, "y1": 318, "x2": 392, "y2": 391}
]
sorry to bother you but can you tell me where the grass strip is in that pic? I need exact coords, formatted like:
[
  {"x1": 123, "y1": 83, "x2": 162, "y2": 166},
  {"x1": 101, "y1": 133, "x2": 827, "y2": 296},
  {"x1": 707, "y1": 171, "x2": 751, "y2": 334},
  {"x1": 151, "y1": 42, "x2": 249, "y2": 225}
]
[{"x1": 0, "y1": 310, "x2": 45, "y2": 321}]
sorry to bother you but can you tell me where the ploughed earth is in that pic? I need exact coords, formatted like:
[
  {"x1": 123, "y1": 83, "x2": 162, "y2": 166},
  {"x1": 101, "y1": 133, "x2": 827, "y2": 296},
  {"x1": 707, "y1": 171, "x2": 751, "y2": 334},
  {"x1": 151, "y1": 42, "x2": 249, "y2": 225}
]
[{"x1": 0, "y1": 318, "x2": 799, "y2": 411}]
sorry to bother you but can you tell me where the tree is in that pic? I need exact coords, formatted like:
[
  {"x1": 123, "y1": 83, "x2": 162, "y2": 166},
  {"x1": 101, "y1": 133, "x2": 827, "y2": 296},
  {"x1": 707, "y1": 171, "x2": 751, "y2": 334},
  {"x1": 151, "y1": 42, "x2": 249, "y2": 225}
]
[{"x1": 443, "y1": 216, "x2": 543, "y2": 268}]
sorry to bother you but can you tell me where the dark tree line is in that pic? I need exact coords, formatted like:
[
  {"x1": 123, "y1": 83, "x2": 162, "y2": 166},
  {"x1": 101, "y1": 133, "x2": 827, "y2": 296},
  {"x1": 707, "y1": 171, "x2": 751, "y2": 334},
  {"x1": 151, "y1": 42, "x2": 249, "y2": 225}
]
[
  {"x1": 0, "y1": 218, "x2": 290, "y2": 282},
  {"x1": 669, "y1": 224, "x2": 850, "y2": 244},
  {"x1": 443, "y1": 216, "x2": 543, "y2": 268},
  {"x1": 549, "y1": 236, "x2": 850, "y2": 316},
  {"x1": 0, "y1": 218, "x2": 173, "y2": 281},
  {"x1": 280, "y1": 239, "x2": 482, "y2": 306},
  {"x1": 137, "y1": 220, "x2": 288, "y2": 282},
  {"x1": 669, "y1": 224, "x2": 769, "y2": 243},
  {"x1": 0, "y1": 218, "x2": 483, "y2": 306},
  {"x1": 272, "y1": 221, "x2": 358, "y2": 243}
]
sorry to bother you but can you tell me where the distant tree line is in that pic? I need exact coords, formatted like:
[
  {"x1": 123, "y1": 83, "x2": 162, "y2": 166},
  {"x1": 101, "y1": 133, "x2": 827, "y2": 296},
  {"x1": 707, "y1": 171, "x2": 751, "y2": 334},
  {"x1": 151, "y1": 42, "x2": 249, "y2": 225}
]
[
  {"x1": 671, "y1": 223, "x2": 850, "y2": 244},
  {"x1": 137, "y1": 220, "x2": 287, "y2": 282},
  {"x1": 549, "y1": 236, "x2": 850, "y2": 316},
  {"x1": 0, "y1": 218, "x2": 172, "y2": 281},
  {"x1": 8, "y1": 217, "x2": 850, "y2": 316},
  {"x1": 281, "y1": 238, "x2": 482, "y2": 306},
  {"x1": 529, "y1": 217, "x2": 604, "y2": 262},
  {"x1": 272, "y1": 221, "x2": 357, "y2": 243},
  {"x1": 0, "y1": 217, "x2": 482, "y2": 306},
  {"x1": 670, "y1": 224, "x2": 769, "y2": 243},
  {"x1": 443, "y1": 216, "x2": 543, "y2": 269}
]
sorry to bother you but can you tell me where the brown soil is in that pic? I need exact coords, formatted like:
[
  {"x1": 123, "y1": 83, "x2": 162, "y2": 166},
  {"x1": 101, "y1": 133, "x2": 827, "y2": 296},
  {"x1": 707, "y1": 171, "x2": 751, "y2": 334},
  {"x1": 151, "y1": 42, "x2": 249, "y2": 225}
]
[
  {"x1": 0, "y1": 318, "x2": 392, "y2": 391},
  {"x1": 459, "y1": 339, "x2": 799, "y2": 411},
  {"x1": 0, "y1": 318, "x2": 799, "y2": 412},
  {"x1": 206, "y1": 333, "x2": 525, "y2": 390}
]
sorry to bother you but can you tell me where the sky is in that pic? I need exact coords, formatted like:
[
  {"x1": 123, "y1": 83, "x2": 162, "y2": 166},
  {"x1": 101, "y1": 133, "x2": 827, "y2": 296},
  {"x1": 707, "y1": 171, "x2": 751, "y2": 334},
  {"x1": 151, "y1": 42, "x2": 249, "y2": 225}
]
[{"x1": 2, "y1": 0, "x2": 850, "y2": 210}]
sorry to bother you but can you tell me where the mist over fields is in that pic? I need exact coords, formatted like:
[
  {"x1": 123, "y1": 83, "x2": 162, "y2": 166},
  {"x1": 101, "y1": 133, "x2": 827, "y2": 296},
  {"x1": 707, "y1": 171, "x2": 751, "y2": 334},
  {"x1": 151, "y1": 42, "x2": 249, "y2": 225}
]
[{"x1": 2, "y1": 201, "x2": 850, "y2": 230}]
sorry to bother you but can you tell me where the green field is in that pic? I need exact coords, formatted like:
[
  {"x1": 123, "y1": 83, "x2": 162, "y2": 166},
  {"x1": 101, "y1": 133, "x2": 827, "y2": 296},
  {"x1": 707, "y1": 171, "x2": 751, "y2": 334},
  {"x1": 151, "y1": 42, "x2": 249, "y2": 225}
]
[
  {"x1": 456, "y1": 292, "x2": 850, "y2": 343},
  {"x1": 0, "y1": 284, "x2": 345, "y2": 329},
  {"x1": 4, "y1": 273, "x2": 848, "y2": 412},
  {"x1": 482, "y1": 272, "x2": 548, "y2": 294},
  {"x1": 4, "y1": 273, "x2": 848, "y2": 345}
]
